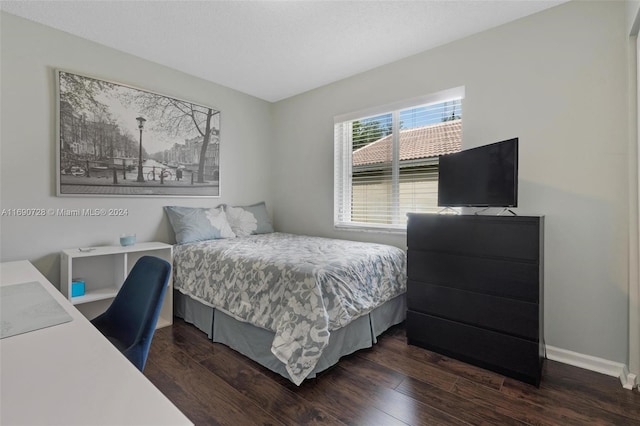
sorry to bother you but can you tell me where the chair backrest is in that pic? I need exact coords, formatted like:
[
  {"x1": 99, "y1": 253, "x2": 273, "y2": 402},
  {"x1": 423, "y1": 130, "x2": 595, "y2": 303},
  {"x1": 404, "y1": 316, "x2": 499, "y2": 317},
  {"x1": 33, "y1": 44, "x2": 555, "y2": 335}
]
[{"x1": 104, "y1": 255, "x2": 171, "y2": 353}]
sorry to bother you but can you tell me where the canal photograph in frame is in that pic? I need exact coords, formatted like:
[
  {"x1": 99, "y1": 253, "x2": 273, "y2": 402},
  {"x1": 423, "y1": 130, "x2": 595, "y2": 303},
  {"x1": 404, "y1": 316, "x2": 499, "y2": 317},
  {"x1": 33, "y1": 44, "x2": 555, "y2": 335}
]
[{"x1": 56, "y1": 70, "x2": 220, "y2": 197}]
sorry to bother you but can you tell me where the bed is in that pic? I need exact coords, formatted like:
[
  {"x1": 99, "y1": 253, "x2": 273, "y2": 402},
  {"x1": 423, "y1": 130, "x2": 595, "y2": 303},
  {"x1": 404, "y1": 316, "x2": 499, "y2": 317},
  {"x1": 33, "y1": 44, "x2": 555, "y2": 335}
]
[{"x1": 171, "y1": 231, "x2": 407, "y2": 385}]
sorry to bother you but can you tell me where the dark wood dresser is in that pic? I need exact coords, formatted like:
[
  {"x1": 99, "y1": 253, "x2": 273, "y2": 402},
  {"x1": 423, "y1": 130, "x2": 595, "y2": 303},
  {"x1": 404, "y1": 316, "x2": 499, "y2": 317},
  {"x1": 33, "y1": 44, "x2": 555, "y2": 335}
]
[{"x1": 406, "y1": 213, "x2": 544, "y2": 386}]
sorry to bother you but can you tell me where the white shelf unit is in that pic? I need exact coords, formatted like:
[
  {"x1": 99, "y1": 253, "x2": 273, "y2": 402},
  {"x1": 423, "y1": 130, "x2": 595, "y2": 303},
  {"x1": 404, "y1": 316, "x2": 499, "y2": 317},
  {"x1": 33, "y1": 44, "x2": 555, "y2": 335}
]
[{"x1": 60, "y1": 242, "x2": 173, "y2": 328}]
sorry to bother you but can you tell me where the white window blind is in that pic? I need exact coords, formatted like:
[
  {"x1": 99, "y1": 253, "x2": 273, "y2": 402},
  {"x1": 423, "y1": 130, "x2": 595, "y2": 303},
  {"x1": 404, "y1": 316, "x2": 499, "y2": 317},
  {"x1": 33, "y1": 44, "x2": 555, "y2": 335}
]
[{"x1": 334, "y1": 88, "x2": 464, "y2": 231}]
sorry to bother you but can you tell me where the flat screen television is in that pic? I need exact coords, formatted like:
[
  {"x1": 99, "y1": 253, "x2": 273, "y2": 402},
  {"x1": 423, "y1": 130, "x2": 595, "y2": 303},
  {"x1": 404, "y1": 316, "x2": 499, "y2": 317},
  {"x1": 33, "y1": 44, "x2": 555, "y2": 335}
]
[{"x1": 437, "y1": 138, "x2": 518, "y2": 207}]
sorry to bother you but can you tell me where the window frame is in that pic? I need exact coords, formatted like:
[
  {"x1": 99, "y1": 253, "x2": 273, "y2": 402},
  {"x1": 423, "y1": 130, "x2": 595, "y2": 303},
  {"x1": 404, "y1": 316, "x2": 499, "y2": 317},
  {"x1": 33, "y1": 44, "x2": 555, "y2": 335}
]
[{"x1": 333, "y1": 87, "x2": 464, "y2": 233}]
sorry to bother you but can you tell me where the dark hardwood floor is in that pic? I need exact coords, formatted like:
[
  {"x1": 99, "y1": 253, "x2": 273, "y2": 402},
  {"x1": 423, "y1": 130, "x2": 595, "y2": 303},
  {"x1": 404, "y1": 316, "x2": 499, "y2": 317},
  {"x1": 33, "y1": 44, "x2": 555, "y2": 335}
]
[{"x1": 145, "y1": 319, "x2": 640, "y2": 425}]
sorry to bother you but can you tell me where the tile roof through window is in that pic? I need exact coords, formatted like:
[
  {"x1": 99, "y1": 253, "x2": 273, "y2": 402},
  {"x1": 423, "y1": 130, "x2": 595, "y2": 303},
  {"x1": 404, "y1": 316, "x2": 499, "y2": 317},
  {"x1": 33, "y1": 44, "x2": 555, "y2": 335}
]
[{"x1": 352, "y1": 119, "x2": 461, "y2": 167}]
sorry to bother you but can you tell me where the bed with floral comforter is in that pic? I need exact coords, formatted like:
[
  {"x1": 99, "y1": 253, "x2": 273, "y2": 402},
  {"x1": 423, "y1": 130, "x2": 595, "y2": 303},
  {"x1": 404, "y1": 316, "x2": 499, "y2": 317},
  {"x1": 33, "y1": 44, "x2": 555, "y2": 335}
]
[{"x1": 173, "y1": 232, "x2": 406, "y2": 385}]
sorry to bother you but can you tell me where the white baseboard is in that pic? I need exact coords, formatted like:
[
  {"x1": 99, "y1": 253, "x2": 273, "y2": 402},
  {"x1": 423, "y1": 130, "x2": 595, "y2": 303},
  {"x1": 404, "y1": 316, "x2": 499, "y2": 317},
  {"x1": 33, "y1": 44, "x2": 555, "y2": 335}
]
[
  {"x1": 546, "y1": 345, "x2": 636, "y2": 389},
  {"x1": 621, "y1": 365, "x2": 638, "y2": 390}
]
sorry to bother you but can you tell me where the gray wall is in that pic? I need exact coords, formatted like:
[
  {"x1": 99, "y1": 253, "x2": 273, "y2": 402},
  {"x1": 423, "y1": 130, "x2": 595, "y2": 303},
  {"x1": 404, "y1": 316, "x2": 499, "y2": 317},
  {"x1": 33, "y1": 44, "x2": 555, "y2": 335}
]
[
  {"x1": 272, "y1": 1, "x2": 630, "y2": 364},
  {"x1": 0, "y1": 13, "x2": 274, "y2": 284}
]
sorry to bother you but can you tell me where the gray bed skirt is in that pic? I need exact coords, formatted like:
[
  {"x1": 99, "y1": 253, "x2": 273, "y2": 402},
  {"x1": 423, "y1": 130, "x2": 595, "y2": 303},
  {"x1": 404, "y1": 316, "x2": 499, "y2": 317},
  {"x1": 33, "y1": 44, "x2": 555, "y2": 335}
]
[{"x1": 174, "y1": 290, "x2": 406, "y2": 382}]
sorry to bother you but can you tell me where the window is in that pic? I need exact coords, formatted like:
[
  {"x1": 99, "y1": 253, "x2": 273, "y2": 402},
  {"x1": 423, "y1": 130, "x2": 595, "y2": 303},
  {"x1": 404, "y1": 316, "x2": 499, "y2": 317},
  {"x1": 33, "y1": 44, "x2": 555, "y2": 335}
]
[{"x1": 334, "y1": 87, "x2": 464, "y2": 231}]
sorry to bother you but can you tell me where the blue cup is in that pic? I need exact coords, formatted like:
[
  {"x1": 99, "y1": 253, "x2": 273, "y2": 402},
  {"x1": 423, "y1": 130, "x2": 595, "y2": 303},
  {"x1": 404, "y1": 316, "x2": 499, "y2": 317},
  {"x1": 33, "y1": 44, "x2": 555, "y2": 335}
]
[{"x1": 120, "y1": 234, "x2": 136, "y2": 246}]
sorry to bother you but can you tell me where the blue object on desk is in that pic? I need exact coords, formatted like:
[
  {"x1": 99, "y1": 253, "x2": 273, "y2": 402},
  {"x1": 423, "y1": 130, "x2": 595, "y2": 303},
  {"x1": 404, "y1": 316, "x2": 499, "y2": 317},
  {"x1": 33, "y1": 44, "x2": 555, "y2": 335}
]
[
  {"x1": 120, "y1": 234, "x2": 136, "y2": 246},
  {"x1": 71, "y1": 280, "x2": 85, "y2": 297}
]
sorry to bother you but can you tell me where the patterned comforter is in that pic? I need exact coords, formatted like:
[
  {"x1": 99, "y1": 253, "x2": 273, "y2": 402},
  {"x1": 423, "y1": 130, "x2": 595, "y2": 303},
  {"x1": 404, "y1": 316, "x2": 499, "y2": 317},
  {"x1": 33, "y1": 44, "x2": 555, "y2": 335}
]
[{"x1": 173, "y1": 232, "x2": 406, "y2": 385}]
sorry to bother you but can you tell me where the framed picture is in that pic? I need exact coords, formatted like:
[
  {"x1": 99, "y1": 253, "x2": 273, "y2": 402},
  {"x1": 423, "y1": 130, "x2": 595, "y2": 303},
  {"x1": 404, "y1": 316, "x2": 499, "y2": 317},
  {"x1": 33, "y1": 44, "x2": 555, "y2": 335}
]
[{"x1": 56, "y1": 70, "x2": 220, "y2": 197}]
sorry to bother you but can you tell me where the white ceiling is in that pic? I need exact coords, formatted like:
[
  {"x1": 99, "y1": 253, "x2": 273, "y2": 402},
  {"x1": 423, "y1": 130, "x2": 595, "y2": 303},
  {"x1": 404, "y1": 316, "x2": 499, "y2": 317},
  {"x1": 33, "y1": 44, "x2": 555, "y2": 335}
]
[{"x1": 1, "y1": 0, "x2": 567, "y2": 102}]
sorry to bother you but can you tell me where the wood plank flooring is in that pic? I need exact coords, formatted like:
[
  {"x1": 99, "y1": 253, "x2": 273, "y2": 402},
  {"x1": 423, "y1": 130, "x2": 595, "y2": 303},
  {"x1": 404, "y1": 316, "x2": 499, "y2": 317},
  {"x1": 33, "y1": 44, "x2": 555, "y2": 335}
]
[{"x1": 145, "y1": 319, "x2": 640, "y2": 425}]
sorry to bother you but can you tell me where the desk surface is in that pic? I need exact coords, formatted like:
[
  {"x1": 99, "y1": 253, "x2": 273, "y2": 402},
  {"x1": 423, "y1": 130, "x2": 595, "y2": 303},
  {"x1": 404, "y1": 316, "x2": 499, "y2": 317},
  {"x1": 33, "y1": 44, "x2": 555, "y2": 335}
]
[{"x1": 0, "y1": 260, "x2": 192, "y2": 426}]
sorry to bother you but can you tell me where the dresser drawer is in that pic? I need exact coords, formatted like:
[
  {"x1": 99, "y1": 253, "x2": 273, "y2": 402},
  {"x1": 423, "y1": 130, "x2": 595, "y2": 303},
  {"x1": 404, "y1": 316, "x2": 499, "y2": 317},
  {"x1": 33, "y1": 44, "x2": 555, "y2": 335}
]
[
  {"x1": 406, "y1": 311, "x2": 543, "y2": 385},
  {"x1": 407, "y1": 214, "x2": 541, "y2": 261},
  {"x1": 407, "y1": 281, "x2": 538, "y2": 340},
  {"x1": 408, "y1": 250, "x2": 539, "y2": 303}
]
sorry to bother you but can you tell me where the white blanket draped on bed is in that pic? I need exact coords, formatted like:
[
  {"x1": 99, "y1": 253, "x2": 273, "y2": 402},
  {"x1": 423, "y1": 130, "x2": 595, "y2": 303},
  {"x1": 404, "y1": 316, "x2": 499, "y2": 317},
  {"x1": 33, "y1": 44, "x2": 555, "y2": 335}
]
[{"x1": 172, "y1": 232, "x2": 406, "y2": 385}]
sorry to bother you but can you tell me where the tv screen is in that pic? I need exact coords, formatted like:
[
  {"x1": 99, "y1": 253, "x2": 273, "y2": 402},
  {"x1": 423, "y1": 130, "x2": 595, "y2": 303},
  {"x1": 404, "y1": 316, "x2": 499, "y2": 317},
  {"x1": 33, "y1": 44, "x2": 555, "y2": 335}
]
[{"x1": 437, "y1": 138, "x2": 518, "y2": 207}]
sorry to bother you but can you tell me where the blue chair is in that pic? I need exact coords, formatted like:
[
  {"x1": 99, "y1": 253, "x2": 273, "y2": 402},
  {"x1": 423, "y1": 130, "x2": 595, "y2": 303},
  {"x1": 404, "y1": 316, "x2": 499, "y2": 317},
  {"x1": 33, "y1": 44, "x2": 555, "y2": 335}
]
[{"x1": 91, "y1": 256, "x2": 171, "y2": 371}]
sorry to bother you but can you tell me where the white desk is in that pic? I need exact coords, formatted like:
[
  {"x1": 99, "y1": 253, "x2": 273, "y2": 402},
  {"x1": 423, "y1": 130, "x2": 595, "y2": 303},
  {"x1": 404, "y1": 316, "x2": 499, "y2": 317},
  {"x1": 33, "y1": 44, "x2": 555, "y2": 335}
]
[{"x1": 0, "y1": 261, "x2": 192, "y2": 426}]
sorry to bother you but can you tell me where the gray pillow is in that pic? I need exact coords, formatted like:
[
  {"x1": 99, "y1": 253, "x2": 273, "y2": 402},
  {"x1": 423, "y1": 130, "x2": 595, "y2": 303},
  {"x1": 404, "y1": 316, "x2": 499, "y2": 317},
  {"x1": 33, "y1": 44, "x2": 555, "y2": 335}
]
[{"x1": 164, "y1": 206, "x2": 235, "y2": 244}]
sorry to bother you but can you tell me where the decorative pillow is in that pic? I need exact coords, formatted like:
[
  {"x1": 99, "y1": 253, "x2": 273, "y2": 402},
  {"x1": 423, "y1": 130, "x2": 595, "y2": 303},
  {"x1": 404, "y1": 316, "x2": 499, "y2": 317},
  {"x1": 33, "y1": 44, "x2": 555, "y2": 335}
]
[
  {"x1": 164, "y1": 206, "x2": 235, "y2": 244},
  {"x1": 225, "y1": 205, "x2": 258, "y2": 237},
  {"x1": 225, "y1": 202, "x2": 274, "y2": 237},
  {"x1": 204, "y1": 208, "x2": 236, "y2": 239}
]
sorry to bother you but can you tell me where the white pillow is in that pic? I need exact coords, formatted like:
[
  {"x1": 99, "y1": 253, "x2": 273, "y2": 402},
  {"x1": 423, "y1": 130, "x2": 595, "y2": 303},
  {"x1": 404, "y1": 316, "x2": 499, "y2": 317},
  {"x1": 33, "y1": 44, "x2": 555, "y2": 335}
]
[
  {"x1": 205, "y1": 207, "x2": 236, "y2": 239},
  {"x1": 225, "y1": 205, "x2": 258, "y2": 237}
]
